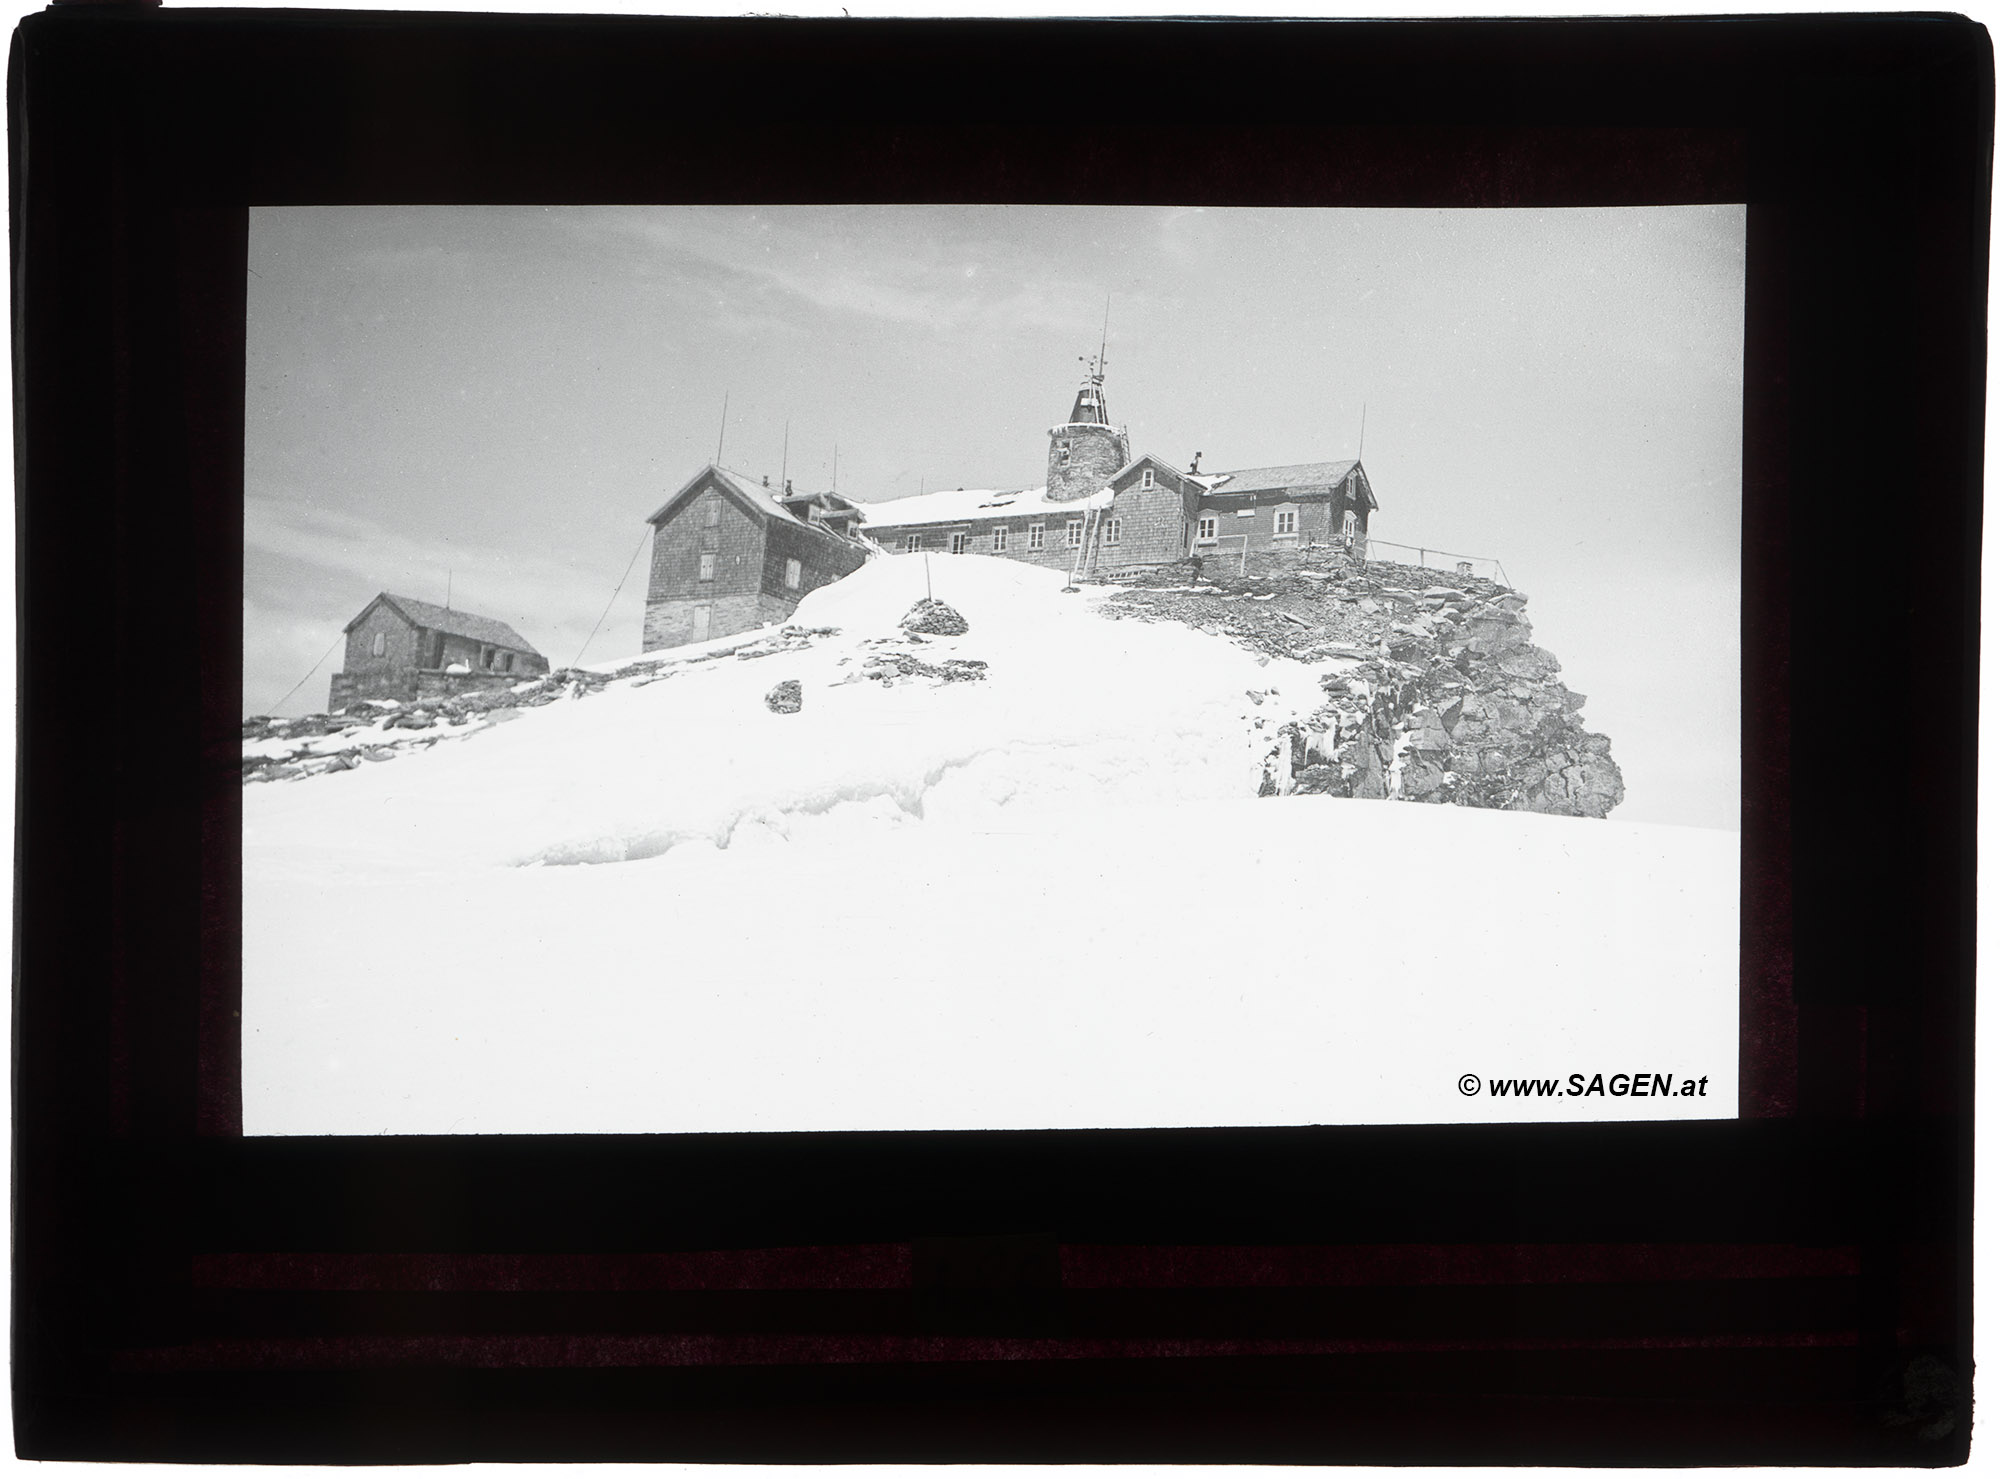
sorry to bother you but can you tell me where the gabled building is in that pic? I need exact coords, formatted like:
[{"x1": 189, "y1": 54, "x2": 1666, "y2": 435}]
[
  {"x1": 1188, "y1": 459, "x2": 1378, "y2": 568},
  {"x1": 329, "y1": 593, "x2": 550, "y2": 710},
  {"x1": 857, "y1": 364, "x2": 1377, "y2": 578},
  {"x1": 637, "y1": 362, "x2": 1380, "y2": 647},
  {"x1": 641, "y1": 464, "x2": 870, "y2": 650}
]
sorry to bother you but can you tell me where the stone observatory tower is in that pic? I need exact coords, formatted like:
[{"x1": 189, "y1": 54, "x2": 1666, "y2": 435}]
[{"x1": 1045, "y1": 354, "x2": 1131, "y2": 502}]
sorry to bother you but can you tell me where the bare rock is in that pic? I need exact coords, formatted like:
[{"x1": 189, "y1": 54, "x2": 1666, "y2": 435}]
[{"x1": 765, "y1": 679, "x2": 803, "y2": 715}]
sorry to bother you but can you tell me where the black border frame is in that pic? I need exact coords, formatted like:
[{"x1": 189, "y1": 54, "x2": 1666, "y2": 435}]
[{"x1": 12, "y1": 9, "x2": 1988, "y2": 1463}]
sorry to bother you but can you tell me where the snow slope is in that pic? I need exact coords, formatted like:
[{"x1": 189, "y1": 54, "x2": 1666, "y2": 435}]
[{"x1": 244, "y1": 555, "x2": 1738, "y2": 1135}]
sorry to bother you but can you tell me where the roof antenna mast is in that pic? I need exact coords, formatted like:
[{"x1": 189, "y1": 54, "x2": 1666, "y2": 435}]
[
  {"x1": 1358, "y1": 401, "x2": 1367, "y2": 460},
  {"x1": 1098, "y1": 291, "x2": 1111, "y2": 380},
  {"x1": 780, "y1": 419, "x2": 789, "y2": 491},
  {"x1": 715, "y1": 391, "x2": 729, "y2": 465},
  {"x1": 445, "y1": 569, "x2": 452, "y2": 612}
]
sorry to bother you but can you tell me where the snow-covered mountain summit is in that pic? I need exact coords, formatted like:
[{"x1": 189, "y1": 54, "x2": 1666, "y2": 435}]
[{"x1": 242, "y1": 556, "x2": 1723, "y2": 1139}]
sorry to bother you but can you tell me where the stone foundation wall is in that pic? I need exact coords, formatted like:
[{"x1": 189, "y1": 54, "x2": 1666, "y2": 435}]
[
  {"x1": 643, "y1": 591, "x2": 799, "y2": 650},
  {"x1": 329, "y1": 668, "x2": 416, "y2": 710},
  {"x1": 331, "y1": 666, "x2": 532, "y2": 712}
]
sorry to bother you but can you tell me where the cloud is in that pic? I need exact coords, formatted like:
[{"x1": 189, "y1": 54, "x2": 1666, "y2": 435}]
[
  {"x1": 245, "y1": 491, "x2": 656, "y2": 715},
  {"x1": 549, "y1": 207, "x2": 1130, "y2": 343}
]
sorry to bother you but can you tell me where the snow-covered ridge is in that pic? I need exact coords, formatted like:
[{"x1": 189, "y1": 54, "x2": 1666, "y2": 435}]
[
  {"x1": 243, "y1": 556, "x2": 1726, "y2": 1138},
  {"x1": 243, "y1": 557, "x2": 1335, "y2": 876}
]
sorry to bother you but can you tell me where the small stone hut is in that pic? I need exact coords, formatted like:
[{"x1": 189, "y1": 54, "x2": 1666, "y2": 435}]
[{"x1": 329, "y1": 593, "x2": 549, "y2": 710}]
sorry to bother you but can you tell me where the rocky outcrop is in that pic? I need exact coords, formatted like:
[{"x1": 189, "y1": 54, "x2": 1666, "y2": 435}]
[{"x1": 1102, "y1": 560, "x2": 1624, "y2": 819}]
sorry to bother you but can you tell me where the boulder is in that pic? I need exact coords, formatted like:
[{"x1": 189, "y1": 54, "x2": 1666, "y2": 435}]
[
  {"x1": 764, "y1": 680, "x2": 803, "y2": 714},
  {"x1": 1393, "y1": 759, "x2": 1434, "y2": 798}
]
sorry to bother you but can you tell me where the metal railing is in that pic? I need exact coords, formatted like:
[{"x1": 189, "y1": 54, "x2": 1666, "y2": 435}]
[{"x1": 1362, "y1": 538, "x2": 1514, "y2": 590}]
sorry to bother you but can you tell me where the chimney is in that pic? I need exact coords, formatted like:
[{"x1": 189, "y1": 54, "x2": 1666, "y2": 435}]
[
  {"x1": 1189, "y1": 452, "x2": 1203, "y2": 473},
  {"x1": 762, "y1": 474, "x2": 770, "y2": 488}
]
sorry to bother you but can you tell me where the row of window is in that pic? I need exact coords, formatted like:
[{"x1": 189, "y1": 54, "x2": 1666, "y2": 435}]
[
  {"x1": 905, "y1": 518, "x2": 1122, "y2": 556},
  {"x1": 695, "y1": 552, "x2": 803, "y2": 589},
  {"x1": 1190, "y1": 508, "x2": 1358, "y2": 543}
]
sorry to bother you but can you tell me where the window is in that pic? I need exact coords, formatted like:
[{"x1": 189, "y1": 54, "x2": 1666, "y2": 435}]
[
  {"x1": 1028, "y1": 524, "x2": 1045, "y2": 551},
  {"x1": 500, "y1": 652, "x2": 515, "y2": 673},
  {"x1": 370, "y1": 631, "x2": 386, "y2": 658},
  {"x1": 481, "y1": 646, "x2": 495, "y2": 669},
  {"x1": 1104, "y1": 518, "x2": 1121, "y2": 546},
  {"x1": 1066, "y1": 519, "x2": 1084, "y2": 549},
  {"x1": 992, "y1": 527, "x2": 1009, "y2": 552},
  {"x1": 1057, "y1": 440, "x2": 1071, "y2": 465},
  {"x1": 1275, "y1": 508, "x2": 1298, "y2": 536},
  {"x1": 698, "y1": 551, "x2": 716, "y2": 582},
  {"x1": 950, "y1": 532, "x2": 969, "y2": 555},
  {"x1": 704, "y1": 498, "x2": 721, "y2": 528},
  {"x1": 784, "y1": 557, "x2": 802, "y2": 590},
  {"x1": 905, "y1": 534, "x2": 922, "y2": 553},
  {"x1": 1342, "y1": 509, "x2": 1359, "y2": 543},
  {"x1": 1140, "y1": 468, "x2": 1154, "y2": 490},
  {"x1": 1197, "y1": 516, "x2": 1218, "y2": 542}
]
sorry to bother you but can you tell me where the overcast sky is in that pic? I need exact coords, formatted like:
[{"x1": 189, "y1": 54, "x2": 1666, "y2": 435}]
[{"x1": 246, "y1": 204, "x2": 1743, "y2": 828}]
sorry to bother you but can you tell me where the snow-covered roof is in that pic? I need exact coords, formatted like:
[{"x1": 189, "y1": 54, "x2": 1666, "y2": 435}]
[
  {"x1": 353, "y1": 594, "x2": 542, "y2": 656},
  {"x1": 858, "y1": 484, "x2": 1096, "y2": 529},
  {"x1": 1205, "y1": 460, "x2": 1362, "y2": 496}
]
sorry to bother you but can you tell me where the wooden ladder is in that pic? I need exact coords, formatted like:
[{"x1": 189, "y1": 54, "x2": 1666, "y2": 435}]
[{"x1": 1068, "y1": 504, "x2": 1104, "y2": 584}]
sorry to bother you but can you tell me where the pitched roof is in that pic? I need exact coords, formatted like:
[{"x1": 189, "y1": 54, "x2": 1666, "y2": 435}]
[
  {"x1": 1206, "y1": 460, "x2": 1360, "y2": 495},
  {"x1": 1108, "y1": 452, "x2": 1200, "y2": 490},
  {"x1": 648, "y1": 465, "x2": 869, "y2": 545},
  {"x1": 647, "y1": 464, "x2": 797, "y2": 526},
  {"x1": 355, "y1": 594, "x2": 542, "y2": 656}
]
